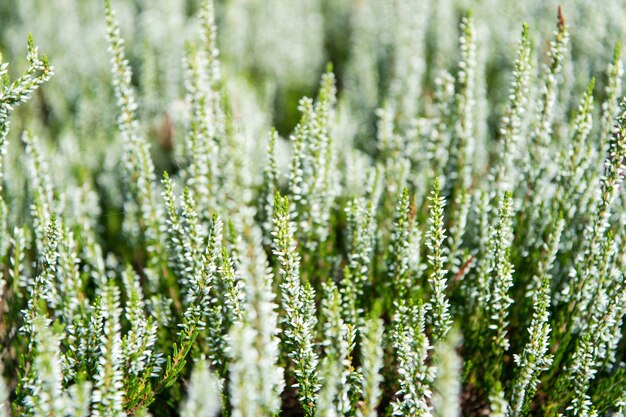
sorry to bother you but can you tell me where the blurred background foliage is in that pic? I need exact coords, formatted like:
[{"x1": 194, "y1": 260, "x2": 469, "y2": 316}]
[{"x1": 1, "y1": 0, "x2": 625, "y2": 255}]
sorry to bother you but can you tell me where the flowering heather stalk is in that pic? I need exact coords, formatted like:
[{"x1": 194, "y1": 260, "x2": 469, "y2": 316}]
[
  {"x1": 432, "y1": 330, "x2": 462, "y2": 417},
  {"x1": 289, "y1": 98, "x2": 314, "y2": 224},
  {"x1": 468, "y1": 192, "x2": 515, "y2": 408},
  {"x1": 229, "y1": 224, "x2": 284, "y2": 417},
  {"x1": 161, "y1": 172, "x2": 187, "y2": 288},
  {"x1": 127, "y1": 252, "x2": 215, "y2": 417},
  {"x1": 287, "y1": 70, "x2": 337, "y2": 251},
  {"x1": 450, "y1": 13, "x2": 477, "y2": 191},
  {"x1": 258, "y1": 129, "x2": 279, "y2": 243},
  {"x1": 22, "y1": 316, "x2": 65, "y2": 417},
  {"x1": 68, "y1": 298, "x2": 103, "y2": 384},
  {"x1": 342, "y1": 196, "x2": 376, "y2": 324},
  {"x1": 566, "y1": 95, "x2": 626, "y2": 333},
  {"x1": 386, "y1": 188, "x2": 412, "y2": 302},
  {"x1": 489, "y1": 389, "x2": 509, "y2": 417},
  {"x1": 562, "y1": 334, "x2": 599, "y2": 417},
  {"x1": 272, "y1": 193, "x2": 319, "y2": 415},
  {"x1": 391, "y1": 301, "x2": 433, "y2": 417},
  {"x1": 600, "y1": 44, "x2": 623, "y2": 150},
  {"x1": 315, "y1": 359, "x2": 340, "y2": 417},
  {"x1": 555, "y1": 79, "x2": 596, "y2": 225},
  {"x1": 180, "y1": 360, "x2": 220, "y2": 417},
  {"x1": 319, "y1": 281, "x2": 359, "y2": 416},
  {"x1": 80, "y1": 219, "x2": 107, "y2": 292},
  {"x1": 486, "y1": 193, "x2": 514, "y2": 353},
  {"x1": 56, "y1": 225, "x2": 84, "y2": 323},
  {"x1": 66, "y1": 383, "x2": 93, "y2": 417},
  {"x1": 340, "y1": 267, "x2": 360, "y2": 329},
  {"x1": 0, "y1": 35, "x2": 53, "y2": 189},
  {"x1": 92, "y1": 282, "x2": 125, "y2": 417},
  {"x1": 21, "y1": 215, "x2": 61, "y2": 336},
  {"x1": 171, "y1": 208, "x2": 226, "y2": 374},
  {"x1": 358, "y1": 316, "x2": 384, "y2": 417},
  {"x1": 525, "y1": 7, "x2": 569, "y2": 187},
  {"x1": 22, "y1": 131, "x2": 55, "y2": 255},
  {"x1": 182, "y1": 0, "x2": 223, "y2": 218},
  {"x1": 376, "y1": 103, "x2": 403, "y2": 159},
  {"x1": 599, "y1": 274, "x2": 626, "y2": 369},
  {"x1": 200, "y1": 0, "x2": 221, "y2": 95},
  {"x1": 553, "y1": 270, "x2": 626, "y2": 413},
  {"x1": 8, "y1": 226, "x2": 26, "y2": 295},
  {"x1": 446, "y1": 192, "x2": 472, "y2": 281},
  {"x1": 388, "y1": 0, "x2": 428, "y2": 126},
  {"x1": 426, "y1": 178, "x2": 452, "y2": 343},
  {"x1": 200, "y1": 213, "x2": 244, "y2": 383},
  {"x1": 0, "y1": 37, "x2": 52, "y2": 267},
  {"x1": 514, "y1": 10, "x2": 569, "y2": 266},
  {"x1": 105, "y1": 0, "x2": 163, "y2": 273},
  {"x1": 345, "y1": 197, "x2": 376, "y2": 282},
  {"x1": 179, "y1": 188, "x2": 206, "y2": 301},
  {"x1": 215, "y1": 224, "x2": 245, "y2": 329},
  {"x1": 343, "y1": 0, "x2": 379, "y2": 133},
  {"x1": 182, "y1": 43, "x2": 214, "y2": 212},
  {"x1": 493, "y1": 23, "x2": 532, "y2": 192},
  {"x1": 430, "y1": 71, "x2": 455, "y2": 183},
  {"x1": 510, "y1": 220, "x2": 563, "y2": 417},
  {"x1": 121, "y1": 266, "x2": 162, "y2": 378},
  {"x1": 310, "y1": 70, "x2": 338, "y2": 246},
  {"x1": 56, "y1": 224, "x2": 91, "y2": 381},
  {"x1": 406, "y1": 219, "x2": 425, "y2": 288}
]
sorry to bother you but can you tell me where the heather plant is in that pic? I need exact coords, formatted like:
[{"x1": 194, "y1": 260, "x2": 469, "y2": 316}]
[{"x1": 0, "y1": 0, "x2": 626, "y2": 417}]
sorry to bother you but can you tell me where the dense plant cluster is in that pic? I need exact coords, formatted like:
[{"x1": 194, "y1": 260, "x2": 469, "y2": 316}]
[{"x1": 1, "y1": 0, "x2": 626, "y2": 416}]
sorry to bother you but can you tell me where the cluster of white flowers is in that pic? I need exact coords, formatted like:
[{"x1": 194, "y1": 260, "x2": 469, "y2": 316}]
[{"x1": 2, "y1": 1, "x2": 626, "y2": 416}]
